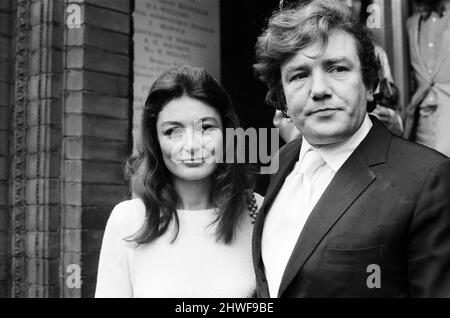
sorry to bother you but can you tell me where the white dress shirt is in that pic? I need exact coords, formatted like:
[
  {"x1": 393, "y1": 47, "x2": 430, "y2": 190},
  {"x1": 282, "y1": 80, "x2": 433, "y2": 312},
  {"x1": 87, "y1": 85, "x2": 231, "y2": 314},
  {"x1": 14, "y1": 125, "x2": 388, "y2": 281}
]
[{"x1": 261, "y1": 115, "x2": 373, "y2": 297}]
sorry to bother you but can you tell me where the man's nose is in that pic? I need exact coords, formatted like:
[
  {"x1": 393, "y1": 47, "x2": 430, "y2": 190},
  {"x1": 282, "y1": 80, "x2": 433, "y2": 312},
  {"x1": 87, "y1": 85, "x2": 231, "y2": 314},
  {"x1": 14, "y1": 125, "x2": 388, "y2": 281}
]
[{"x1": 310, "y1": 70, "x2": 332, "y2": 101}]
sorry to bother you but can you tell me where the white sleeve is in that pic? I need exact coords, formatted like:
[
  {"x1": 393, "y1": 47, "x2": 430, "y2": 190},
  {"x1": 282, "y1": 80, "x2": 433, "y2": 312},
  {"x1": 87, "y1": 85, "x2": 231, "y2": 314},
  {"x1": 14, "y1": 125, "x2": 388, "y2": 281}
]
[{"x1": 95, "y1": 204, "x2": 133, "y2": 298}]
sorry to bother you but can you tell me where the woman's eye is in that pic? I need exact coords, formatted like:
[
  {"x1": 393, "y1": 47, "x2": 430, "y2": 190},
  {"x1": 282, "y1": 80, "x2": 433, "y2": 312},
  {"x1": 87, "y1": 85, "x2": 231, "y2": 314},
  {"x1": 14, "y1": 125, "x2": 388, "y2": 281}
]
[
  {"x1": 201, "y1": 124, "x2": 213, "y2": 131},
  {"x1": 163, "y1": 128, "x2": 174, "y2": 135},
  {"x1": 164, "y1": 128, "x2": 182, "y2": 137}
]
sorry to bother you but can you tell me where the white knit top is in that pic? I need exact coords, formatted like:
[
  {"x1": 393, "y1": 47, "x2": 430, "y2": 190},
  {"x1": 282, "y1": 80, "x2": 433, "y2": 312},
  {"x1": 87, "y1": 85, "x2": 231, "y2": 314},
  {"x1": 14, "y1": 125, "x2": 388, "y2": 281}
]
[{"x1": 95, "y1": 194, "x2": 264, "y2": 298}]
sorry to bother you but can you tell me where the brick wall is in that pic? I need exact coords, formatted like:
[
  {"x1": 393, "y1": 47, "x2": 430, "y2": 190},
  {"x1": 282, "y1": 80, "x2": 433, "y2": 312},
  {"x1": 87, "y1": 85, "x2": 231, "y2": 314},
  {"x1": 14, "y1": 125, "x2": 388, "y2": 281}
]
[
  {"x1": 61, "y1": 0, "x2": 131, "y2": 297},
  {"x1": 0, "y1": 0, "x2": 12, "y2": 298},
  {"x1": 24, "y1": 0, "x2": 64, "y2": 297},
  {"x1": 2, "y1": 0, "x2": 132, "y2": 297}
]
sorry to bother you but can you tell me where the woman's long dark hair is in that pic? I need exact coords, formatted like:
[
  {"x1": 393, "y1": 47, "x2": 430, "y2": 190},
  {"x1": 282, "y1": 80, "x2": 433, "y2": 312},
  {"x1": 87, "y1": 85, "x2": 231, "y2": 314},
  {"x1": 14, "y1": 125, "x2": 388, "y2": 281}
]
[{"x1": 127, "y1": 65, "x2": 256, "y2": 245}]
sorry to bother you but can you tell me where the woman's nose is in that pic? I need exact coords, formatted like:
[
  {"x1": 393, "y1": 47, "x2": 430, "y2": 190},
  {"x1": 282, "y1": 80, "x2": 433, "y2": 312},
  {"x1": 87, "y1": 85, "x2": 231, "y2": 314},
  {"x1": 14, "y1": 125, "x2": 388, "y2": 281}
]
[{"x1": 182, "y1": 129, "x2": 202, "y2": 154}]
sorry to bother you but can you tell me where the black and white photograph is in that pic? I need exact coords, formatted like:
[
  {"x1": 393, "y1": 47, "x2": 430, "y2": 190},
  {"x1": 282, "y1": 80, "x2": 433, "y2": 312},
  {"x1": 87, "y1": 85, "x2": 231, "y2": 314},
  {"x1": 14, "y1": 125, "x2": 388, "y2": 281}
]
[{"x1": 0, "y1": 0, "x2": 449, "y2": 302}]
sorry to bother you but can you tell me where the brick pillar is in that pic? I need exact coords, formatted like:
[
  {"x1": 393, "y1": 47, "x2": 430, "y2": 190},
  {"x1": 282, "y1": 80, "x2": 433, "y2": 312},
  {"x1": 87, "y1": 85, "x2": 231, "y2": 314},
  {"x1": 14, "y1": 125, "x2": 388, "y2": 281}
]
[
  {"x1": 10, "y1": 0, "x2": 31, "y2": 298},
  {"x1": 61, "y1": 0, "x2": 131, "y2": 297},
  {"x1": 26, "y1": 0, "x2": 64, "y2": 297},
  {"x1": 9, "y1": 0, "x2": 63, "y2": 297},
  {"x1": 5, "y1": 0, "x2": 131, "y2": 297},
  {"x1": 0, "y1": 0, "x2": 12, "y2": 299}
]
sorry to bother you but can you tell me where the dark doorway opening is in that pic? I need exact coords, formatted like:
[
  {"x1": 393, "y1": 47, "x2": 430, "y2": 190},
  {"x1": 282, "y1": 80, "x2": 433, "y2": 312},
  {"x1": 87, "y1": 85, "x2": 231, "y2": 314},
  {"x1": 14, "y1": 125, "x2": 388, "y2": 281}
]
[{"x1": 220, "y1": 0, "x2": 281, "y2": 195}]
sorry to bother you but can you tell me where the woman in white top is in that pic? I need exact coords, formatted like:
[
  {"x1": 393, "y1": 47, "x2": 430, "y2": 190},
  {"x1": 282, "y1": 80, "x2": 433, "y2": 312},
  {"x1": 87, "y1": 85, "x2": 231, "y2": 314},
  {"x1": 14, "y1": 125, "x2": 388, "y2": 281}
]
[{"x1": 95, "y1": 65, "x2": 264, "y2": 298}]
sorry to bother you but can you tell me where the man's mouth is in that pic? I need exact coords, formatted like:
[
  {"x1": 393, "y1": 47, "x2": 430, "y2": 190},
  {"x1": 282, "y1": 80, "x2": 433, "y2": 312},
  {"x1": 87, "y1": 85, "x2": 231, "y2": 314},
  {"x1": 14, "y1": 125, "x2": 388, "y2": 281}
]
[{"x1": 309, "y1": 108, "x2": 340, "y2": 115}]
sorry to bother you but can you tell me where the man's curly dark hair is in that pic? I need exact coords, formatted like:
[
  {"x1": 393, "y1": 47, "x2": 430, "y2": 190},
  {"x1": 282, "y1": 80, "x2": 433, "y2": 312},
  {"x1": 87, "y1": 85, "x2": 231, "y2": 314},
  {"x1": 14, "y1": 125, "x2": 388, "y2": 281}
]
[{"x1": 254, "y1": 0, "x2": 381, "y2": 115}]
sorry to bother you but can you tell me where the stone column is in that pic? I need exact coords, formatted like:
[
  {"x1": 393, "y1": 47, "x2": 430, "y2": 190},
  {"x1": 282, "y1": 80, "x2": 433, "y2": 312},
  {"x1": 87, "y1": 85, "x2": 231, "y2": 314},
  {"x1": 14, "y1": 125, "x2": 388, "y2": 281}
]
[
  {"x1": 0, "y1": 0, "x2": 13, "y2": 299},
  {"x1": 61, "y1": 0, "x2": 131, "y2": 297},
  {"x1": 10, "y1": 0, "x2": 32, "y2": 298},
  {"x1": 9, "y1": 0, "x2": 63, "y2": 297},
  {"x1": 6, "y1": 0, "x2": 131, "y2": 298}
]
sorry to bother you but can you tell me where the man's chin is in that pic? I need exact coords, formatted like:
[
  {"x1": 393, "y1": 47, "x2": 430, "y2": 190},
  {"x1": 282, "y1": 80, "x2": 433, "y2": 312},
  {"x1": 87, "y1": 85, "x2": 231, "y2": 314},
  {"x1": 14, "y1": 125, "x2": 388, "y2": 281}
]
[{"x1": 302, "y1": 127, "x2": 350, "y2": 147}]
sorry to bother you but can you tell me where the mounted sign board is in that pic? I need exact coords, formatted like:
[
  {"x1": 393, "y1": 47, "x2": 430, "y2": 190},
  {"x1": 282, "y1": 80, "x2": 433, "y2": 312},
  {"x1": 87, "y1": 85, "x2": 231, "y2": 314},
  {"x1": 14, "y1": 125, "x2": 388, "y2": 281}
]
[{"x1": 133, "y1": 0, "x2": 220, "y2": 153}]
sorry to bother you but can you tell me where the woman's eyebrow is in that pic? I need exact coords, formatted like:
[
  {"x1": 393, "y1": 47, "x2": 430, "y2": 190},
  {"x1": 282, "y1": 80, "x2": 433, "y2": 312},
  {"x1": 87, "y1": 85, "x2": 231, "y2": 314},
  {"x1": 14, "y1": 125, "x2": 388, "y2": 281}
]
[
  {"x1": 160, "y1": 118, "x2": 219, "y2": 127},
  {"x1": 160, "y1": 121, "x2": 183, "y2": 127},
  {"x1": 200, "y1": 117, "x2": 219, "y2": 123}
]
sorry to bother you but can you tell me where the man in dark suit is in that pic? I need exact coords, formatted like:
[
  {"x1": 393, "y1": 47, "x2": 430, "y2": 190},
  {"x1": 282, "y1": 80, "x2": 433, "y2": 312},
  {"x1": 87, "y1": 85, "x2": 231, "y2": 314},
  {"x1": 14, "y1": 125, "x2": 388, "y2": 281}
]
[{"x1": 252, "y1": 0, "x2": 450, "y2": 297}]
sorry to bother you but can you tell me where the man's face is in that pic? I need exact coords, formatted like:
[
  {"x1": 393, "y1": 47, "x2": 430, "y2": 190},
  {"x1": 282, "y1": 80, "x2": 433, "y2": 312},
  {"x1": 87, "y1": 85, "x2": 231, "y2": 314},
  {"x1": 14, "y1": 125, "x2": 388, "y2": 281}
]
[{"x1": 280, "y1": 30, "x2": 372, "y2": 147}]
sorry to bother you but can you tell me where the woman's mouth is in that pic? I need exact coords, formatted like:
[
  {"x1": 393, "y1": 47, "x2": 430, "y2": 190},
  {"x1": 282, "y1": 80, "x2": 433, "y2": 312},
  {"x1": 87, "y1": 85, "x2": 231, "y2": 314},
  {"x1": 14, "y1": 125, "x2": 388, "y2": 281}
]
[{"x1": 181, "y1": 158, "x2": 206, "y2": 166}]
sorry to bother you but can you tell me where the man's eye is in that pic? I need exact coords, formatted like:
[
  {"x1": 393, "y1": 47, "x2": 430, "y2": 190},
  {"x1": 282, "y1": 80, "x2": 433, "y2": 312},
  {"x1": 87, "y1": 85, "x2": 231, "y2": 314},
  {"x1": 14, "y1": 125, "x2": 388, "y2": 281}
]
[
  {"x1": 290, "y1": 73, "x2": 308, "y2": 82},
  {"x1": 330, "y1": 66, "x2": 348, "y2": 73}
]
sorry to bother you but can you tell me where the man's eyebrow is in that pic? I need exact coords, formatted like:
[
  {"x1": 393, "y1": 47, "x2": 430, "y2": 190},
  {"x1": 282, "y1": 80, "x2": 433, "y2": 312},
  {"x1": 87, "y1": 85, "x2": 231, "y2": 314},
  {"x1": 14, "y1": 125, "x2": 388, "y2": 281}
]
[
  {"x1": 283, "y1": 56, "x2": 354, "y2": 78},
  {"x1": 283, "y1": 64, "x2": 310, "y2": 80},
  {"x1": 322, "y1": 57, "x2": 353, "y2": 67},
  {"x1": 284, "y1": 64, "x2": 310, "y2": 74}
]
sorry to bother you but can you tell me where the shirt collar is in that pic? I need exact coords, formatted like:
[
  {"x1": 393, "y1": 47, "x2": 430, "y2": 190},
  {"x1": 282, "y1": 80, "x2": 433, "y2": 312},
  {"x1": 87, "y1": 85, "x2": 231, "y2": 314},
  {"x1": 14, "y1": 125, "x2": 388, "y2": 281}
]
[{"x1": 299, "y1": 114, "x2": 373, "y2": 173}]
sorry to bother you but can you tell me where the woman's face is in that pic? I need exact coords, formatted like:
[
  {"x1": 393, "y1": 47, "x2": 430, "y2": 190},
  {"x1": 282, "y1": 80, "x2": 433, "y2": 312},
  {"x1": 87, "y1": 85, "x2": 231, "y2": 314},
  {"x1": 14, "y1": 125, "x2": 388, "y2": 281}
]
[{"x1": 156, "y1": 95, "x2": 223, "y2": 183}]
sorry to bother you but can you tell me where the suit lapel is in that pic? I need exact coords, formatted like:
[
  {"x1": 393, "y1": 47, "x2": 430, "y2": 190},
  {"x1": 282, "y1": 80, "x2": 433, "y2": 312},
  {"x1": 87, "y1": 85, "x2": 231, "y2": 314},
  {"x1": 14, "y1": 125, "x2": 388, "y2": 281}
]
[
  {"x1": 253, "y1": 138, "x2": 302, "y2": 297},
  {"x1": 277, "y1": 151, "x2": 375, "y2": 297},
  {"x1": 277, "y1": 119, "x2": 392, "y2": 297}
]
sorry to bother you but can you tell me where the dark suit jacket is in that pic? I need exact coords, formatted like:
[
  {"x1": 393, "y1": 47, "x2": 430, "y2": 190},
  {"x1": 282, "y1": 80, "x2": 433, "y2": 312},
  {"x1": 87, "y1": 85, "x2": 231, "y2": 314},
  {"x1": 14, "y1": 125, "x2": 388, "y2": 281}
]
[{"x1": 253, "y1": 118, "x2": 450, "y2": 297}]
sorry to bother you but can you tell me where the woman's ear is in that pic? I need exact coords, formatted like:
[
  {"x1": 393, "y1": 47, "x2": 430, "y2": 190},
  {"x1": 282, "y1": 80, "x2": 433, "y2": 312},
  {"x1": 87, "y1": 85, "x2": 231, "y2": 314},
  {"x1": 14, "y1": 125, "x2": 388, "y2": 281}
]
[{"x1": 367, "y1": 89, "x2": 374, "y2": 102}]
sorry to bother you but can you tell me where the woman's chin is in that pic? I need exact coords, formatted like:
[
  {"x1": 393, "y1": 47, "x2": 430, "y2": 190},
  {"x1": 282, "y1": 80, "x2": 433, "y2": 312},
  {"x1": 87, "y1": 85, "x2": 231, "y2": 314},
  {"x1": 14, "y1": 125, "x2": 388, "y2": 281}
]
[{"x1": 174, "y1": 165, "x2": 216, "y2": 182}]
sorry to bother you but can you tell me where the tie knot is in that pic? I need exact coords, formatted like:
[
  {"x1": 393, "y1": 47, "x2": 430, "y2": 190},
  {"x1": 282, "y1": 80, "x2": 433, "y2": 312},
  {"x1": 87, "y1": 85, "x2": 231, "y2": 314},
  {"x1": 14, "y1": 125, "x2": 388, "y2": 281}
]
[{"x1": 298, "y1": 149, "x2": 325, "y2": 176}]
